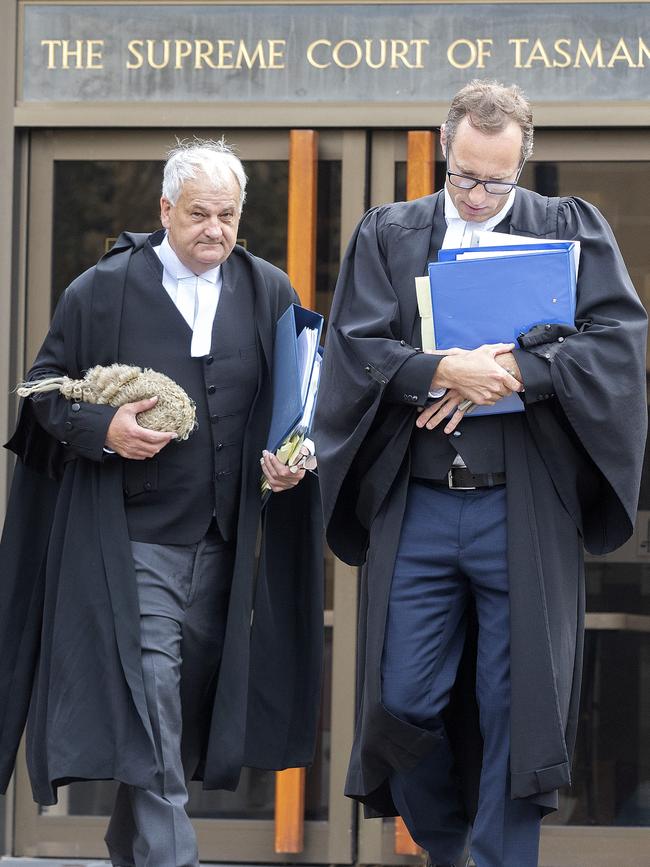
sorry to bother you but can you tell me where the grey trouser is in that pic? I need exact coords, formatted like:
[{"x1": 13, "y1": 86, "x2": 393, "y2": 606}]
[{"x1": 105, "y1": 521, "x2": 234, "y2": 867}]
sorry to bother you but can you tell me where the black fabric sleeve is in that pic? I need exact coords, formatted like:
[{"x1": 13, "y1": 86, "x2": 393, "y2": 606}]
[
  {"x1": 383, "y1": 352, "x2": 443, "y2": 406},
  {"x1": 512, "y1": 349, "x2": 555, "y2": 405},
  {"x1": 30, "y1": 395, "x2": 118, "y2": 463},
  {"x1": 25, "y1": 289, "x2": 119, "y2": 463},
  {"x1": 540, "y1": 197, "x2": 648, "y2": 549}
]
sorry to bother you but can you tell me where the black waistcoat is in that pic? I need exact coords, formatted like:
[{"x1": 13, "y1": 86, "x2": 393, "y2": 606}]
[
  {"x1": 118, "y1": 243, "x2": 259, "y2": 544},
  {"x1": 409, "y1": 211, "x2": 509, "y2": 478}
]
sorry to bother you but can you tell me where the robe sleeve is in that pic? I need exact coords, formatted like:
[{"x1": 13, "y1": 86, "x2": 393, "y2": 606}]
[
  {"x1": 383, "y1": 353, "x2": 441, "y2": 405},
  {"x1": 24, "y1": 285, "x2": 118, "y2": 464},
  {"x1": 314, "y1": 208, "x2": 432, "y2": 563},
  {"x1": 526, "y1": 197, "x2": 647, "y2": 545},
  {"x1": 512, "y1": 349, "x2": 555, "y2": 402}
]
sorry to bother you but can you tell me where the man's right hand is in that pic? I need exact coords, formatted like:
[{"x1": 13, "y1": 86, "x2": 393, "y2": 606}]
[
  {"x1": 105, "y1": 397, "x2": 177, "y2": 459},
  {"x1": 431, "y1": 343, "x2": 523, "y2": 405}
]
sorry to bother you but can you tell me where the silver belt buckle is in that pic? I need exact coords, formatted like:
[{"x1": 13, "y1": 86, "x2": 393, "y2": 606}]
[{"x1": 447, "y1": 468, "x2": 476, "y2": 491}]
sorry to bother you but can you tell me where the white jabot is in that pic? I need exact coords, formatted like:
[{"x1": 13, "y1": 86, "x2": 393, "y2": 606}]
[
  {"x1": 442, "y1": 186, "x2": 516, "y2": 250},
  {"x1": 153, "y1": 234, "x2": 223, "y2": 357},
  {"x1": 175, "y1": 274, "x2": 198, "y2": 328}
]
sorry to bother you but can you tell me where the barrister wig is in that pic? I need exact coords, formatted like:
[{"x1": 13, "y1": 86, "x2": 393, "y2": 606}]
[{"x1": 17, "y1": 364, "x2": 196, "y2": 440}]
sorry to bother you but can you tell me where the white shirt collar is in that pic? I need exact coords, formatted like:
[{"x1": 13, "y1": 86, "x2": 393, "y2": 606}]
[
  {"x1": 156, "y1": 233, "x2": 222, "y2": 284},
  {"x1": 444, "y1": 186, "x2": 516, "y2": 233}
]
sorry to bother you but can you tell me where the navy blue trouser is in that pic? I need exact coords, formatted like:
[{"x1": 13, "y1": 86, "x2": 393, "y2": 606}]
[{"x1": 381, "y1": 482, "x2": 541, "y2": 867}]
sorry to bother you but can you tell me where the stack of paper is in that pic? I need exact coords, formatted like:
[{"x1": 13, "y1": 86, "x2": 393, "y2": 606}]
[
  {"x1": 296, "y1": 325, "x2": 320, "y2": 406},
  {"x1": 472, "y1": 230, "x2": 581, "y2": 275},
  {"x1": 261, "y1": 303, "x2": 323, "y2": 493}
]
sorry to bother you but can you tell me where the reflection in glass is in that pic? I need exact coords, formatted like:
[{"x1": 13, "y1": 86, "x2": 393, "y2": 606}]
[
  {"x1": 549, "y1": 629, "x2": 650, "y2": 827},
  {"x1": 395, "y1": 161, "x2": 406, "y2": 205},
  {"x1": 315, "y1": 160, "x2": 342, "y2": 333},
  {"x1": 567, "y1": 565, "x2": 650, "y2": 827},
  {"x1": 239, "y1": 161, "x2": 289, "y2": 270},
  {"x1": 394, "y1": 160, "x2": 446, "y2": 205},
  {"x1": 526, "y1": 161, "x2": 650, "y2": 829},
  {"x1": 52, "y1": 161, "x2": 163, "y2": 307}
]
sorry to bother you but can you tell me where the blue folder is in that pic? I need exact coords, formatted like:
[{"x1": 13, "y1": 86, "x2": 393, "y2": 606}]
[
  {"x1": 265, "y1": 303, "x2": 323, "y2": 452},
  {"x1": 428, "y1": 243, "x2": 577, "y2": 415},
  {"x1": 437, "y1": 242, "x2": 578, "y2": 306}
]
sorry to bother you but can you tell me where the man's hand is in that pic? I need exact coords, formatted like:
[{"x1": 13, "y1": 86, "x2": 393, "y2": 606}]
[
  {"x1": 260, "y1": 449, "x2": 306, "y2": 493},
  {"x1": 431, "y1": 343, "x2": 523, "y2": 405},
  {"x1": 493, "y1": 350, "x2": 523, "y2": 384},
  {"x1": 105, "y1": 397, "x2": 177, "y2": 459},
  {"x1": 416, "y1": 388, "x2": 470, "y2": 435}
]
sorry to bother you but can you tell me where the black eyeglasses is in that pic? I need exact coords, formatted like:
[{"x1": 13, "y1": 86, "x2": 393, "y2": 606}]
[{"x1": 446, "y1": 145, "x2": 523, "y2": 196}]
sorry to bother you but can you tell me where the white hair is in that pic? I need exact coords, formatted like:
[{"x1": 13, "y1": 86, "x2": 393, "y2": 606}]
[{"x1": 162, "y1": 138, "x2": 248, "y2": 211}]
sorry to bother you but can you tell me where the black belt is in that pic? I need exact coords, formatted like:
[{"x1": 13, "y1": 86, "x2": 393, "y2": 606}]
[{"x1": 417, "y1": 467, "x2": 506, "y2": 491}]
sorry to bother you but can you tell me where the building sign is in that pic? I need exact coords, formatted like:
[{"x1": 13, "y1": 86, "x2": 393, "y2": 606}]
[{"x1": 21, "y1": 2, "x2": 650, "y2": 103}]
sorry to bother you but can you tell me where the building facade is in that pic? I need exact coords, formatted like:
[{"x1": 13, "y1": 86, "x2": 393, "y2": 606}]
[{"x1": 0, "y1": 1, "x2": 649, "y2": 864}]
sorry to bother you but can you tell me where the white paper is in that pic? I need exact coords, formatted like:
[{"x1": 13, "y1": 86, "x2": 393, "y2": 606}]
[
  {"x1": 297, "y1": 352, "x2": 321, "y2": 433},
  {"x1": 472, "y1": 229, "x2": 581, "y2": 275},
  {"x1": 296, "y1": 326, "x2": 319, "y2": 404}
]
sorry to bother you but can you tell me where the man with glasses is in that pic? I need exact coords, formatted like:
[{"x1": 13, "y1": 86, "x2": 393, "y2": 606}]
[{"x1": 314, "y1": 80, "x2": 646, "y2": 866}]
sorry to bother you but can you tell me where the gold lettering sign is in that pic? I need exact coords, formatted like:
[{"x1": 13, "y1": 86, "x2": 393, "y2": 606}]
[
  {"x1": 125, "y1": 38, "x2": 286, "y2": 70},
  {"x1": 509, "y1": 36, "x2": 650, "y2": 69},
  {"x1": 306, "y1": 37, "x2": 429, "y2": 70},
  {"x1": 41, "y1": 38, "x2": 104, "y2": 69},
  {"x1": 36, "y1": 30, "x2": 650, "y2": 80},
  {"x1": 447, "y1": 38, "x2": 493, "y2": 69}
]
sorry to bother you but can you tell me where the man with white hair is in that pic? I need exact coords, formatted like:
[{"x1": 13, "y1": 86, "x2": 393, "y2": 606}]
[{"x1": 0, "y1": 140, "x2": 323, "y2": 866}]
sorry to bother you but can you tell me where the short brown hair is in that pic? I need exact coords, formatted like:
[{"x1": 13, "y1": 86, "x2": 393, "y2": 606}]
[{"x1": 444, "y1": 79, "x2": 534, "y2": 164}]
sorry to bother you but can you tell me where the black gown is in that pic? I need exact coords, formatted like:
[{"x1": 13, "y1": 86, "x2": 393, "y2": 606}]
[
  {"x1": 313, "y1": 187, "x2": 647, "y2": 817},
  {"x1": 0, "y1": 233, "x2": 324, "y2": 805}
]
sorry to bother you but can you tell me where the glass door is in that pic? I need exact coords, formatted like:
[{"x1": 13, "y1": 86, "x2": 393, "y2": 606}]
[
  {"x1": 521, "y1": 132, "x2": 650, "y2": 867},
  {"x1": 13, "y1": 127, "x2": 367, "y2": 864}
]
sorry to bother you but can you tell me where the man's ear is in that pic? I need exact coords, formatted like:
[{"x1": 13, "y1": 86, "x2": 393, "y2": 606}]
[
  {"x1": 160, "y1": 197, "x2": 171, "y2": 229},
  {"x1": 439, "y1": 124, "x2": 448, "y2": 159}
]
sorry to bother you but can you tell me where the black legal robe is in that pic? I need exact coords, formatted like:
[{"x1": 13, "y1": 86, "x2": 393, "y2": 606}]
[
  {"x1": 0, "y1": 232, "x2": 324, "y2": 804},
  {"x1": 313, "y1": 187, "x2": 647, "y2": 817}
]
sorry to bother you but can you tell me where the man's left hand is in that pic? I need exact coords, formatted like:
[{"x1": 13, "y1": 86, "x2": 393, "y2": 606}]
[
  {"x1": 260, "y1": 449, "x2": 306, "y2": 492},
  {"x1": 416, "y1": 388, "x2": 470, "y2": 435},
  {"x1": 417, "y1": 352, "x2": 524, "y2": 434}
]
